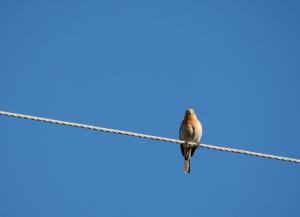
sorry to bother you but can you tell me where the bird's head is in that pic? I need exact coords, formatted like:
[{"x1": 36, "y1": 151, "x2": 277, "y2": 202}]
[
  {"x1": 185, "y1": 109, "x2": 197, "y2": 120},
  {"x1": 185, "y1": 108, "x2": 195, "y2": 116}
]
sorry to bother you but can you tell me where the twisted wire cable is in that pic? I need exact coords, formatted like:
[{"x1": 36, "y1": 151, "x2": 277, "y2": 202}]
[{"x1": 1, "y1": 110, "x2": 299, "y2": 164}]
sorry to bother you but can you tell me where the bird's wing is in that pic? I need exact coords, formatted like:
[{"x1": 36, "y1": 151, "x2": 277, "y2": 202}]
[
  {"x1": 196, "y1": 120, "x2": 202, "y2": 142},
  {"x1": 191, "y1": 120, "x2": 201, "y2": 157},
  {"x1": 179, "y1": 121, "x2": 186, "y2": 156}
]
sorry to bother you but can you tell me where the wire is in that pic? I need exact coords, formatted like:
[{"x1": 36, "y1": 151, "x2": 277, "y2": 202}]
[{"x1": 1, "y1": 110, "x2": 300, "y2": 164}]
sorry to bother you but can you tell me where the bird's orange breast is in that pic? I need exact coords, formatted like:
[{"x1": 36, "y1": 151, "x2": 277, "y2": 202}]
[{"x1": 185, "y1": 114, "x2": 197, "y2": 126}]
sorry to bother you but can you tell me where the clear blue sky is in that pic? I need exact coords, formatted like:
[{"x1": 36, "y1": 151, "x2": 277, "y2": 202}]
[{"x1": 1, "y1": 0, "x2": 300, "y2": 216}]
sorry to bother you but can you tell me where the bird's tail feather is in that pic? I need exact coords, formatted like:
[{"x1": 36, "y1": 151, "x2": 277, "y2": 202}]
[{"x1": 184, "y1": 159, "x2": 190, "y2": 174}]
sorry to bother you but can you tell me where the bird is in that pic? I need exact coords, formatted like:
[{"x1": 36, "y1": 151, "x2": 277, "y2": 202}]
[{"x1": 179, "y1": 109, "x2": 202, "y2": 174}]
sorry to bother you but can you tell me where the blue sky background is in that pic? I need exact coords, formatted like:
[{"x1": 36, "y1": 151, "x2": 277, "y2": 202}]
[{"x1": 1, "y1": 0, "x2": 300, "y2": 216}]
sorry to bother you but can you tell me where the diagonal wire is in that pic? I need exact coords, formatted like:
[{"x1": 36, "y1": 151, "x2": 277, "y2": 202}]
[{"x1": 1, "y1": 110, "x2": 300, "y2": 164}]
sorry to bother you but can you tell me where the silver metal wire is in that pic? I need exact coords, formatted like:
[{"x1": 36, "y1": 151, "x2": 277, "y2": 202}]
[{"x1": 1, "y1": 110, "x2": 299, "y2": 164}]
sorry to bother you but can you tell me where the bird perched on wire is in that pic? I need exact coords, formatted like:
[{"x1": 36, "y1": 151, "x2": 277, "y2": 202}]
[{"x1": 180, "y1": 109, "x2": 202, "y2": 174}]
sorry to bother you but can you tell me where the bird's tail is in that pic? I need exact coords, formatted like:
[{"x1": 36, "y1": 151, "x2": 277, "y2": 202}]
[{"x1": 184, "y1": 158, "x2": 190, "y2": 174}]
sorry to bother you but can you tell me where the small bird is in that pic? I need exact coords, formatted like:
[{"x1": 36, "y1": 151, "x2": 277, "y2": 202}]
[{"x1": 180, "y1": 109, "x2": 202, "y2": 174}]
